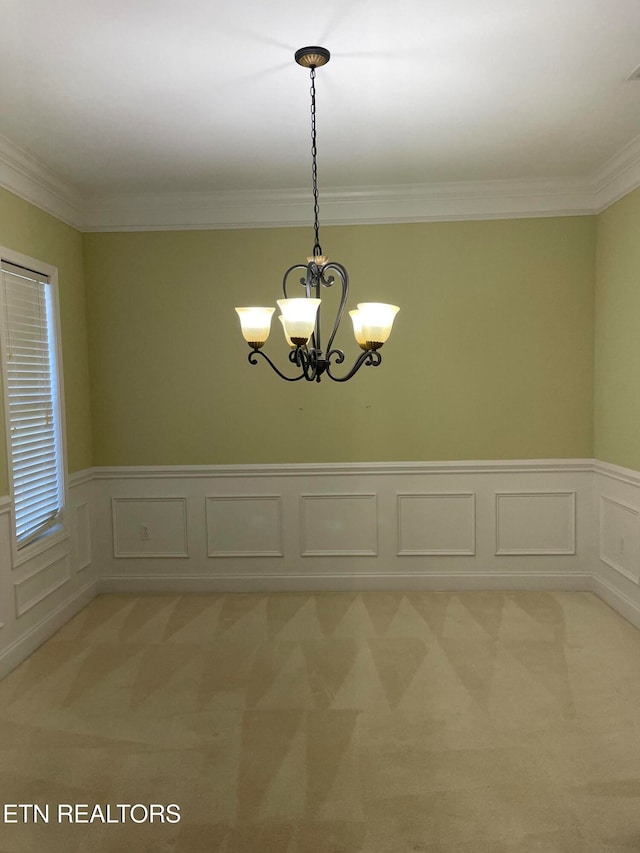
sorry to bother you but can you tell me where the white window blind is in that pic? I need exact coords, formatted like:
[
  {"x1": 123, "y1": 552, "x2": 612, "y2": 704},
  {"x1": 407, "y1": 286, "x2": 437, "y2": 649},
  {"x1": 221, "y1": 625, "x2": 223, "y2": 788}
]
[{"x1": 1, "y1": 260, "x2": 64, "y2": 549}]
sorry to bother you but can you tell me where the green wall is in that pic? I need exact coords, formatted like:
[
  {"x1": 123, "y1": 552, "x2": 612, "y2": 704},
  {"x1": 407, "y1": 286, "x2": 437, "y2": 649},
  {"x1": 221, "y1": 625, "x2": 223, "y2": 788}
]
[
  {"x1": 0, "y1": 188, "x2": 93, "y2": 493},
  {"x1": 5, "y1": 176, "x2": 640, "y2": 480},
  {"x1": 594, "y1": 187, "x2": 640, "y2": 469},
  {"x1": 83, "y1": 216, "x2": 595, "y2": 465}
]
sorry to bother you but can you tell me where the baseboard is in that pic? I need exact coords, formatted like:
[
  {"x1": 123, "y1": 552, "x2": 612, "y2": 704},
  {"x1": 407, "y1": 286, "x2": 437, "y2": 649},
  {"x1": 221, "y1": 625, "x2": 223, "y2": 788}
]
[
  {"x1": 591, "y1": 571, "x2": 640, "y2": 631},
  {"x1": 99, "y1": 571, "x2": 594, "y2": 594},
  {"x1": 0, "y1": 580, "x2": 98, "y2": 680}
]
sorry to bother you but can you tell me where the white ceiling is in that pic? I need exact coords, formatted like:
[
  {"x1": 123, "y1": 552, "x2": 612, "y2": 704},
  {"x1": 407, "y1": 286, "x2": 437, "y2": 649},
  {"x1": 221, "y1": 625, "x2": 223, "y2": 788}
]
[{"x1": 1, "y1": 0, "x2": 640, "y2": 228}]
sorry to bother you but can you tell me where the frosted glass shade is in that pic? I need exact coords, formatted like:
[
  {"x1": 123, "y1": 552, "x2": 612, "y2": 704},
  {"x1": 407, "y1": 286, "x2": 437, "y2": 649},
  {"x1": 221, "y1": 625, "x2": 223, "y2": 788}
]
[
  {"x1": 276, "y1": 298, "x2": 321, "y2": 346},
  {"x1": 357, "y1": 303, "x2": 400, "y2": 348},
  {"x1": 349, "y1": 309, "x2": 367, "y2": 350},
  {"x1": 235, "y1": 306, "x2": 275, "y2": 348},
  {"x1": 278, "y1": 315, "x2": 295, "y2": 348}
]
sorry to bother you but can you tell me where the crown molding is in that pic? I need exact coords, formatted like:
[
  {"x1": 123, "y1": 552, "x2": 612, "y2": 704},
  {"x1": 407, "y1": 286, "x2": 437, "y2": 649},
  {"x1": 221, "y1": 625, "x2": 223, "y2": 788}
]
[
  {"x1": 591, "y1": 131, "x2": 640, "y2": 212},
  {"x1": 1, "y1": 133, "x2": 640, "y2": 231},
  {"x1": 0, "y1": 134, "x2": 84, "y2": 229},
  {"x1": 81, "y1": 177, "x2": 596, "y2": 232}
]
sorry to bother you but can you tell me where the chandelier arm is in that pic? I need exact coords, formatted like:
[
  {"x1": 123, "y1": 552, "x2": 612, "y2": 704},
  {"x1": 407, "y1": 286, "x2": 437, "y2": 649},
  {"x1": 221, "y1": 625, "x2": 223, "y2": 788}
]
[
  {"x1": 248, "y1": 349, "x2": 306, "y2": 381},
  {"x1": 282, "y1": 263, "x2": 309, "y2": 298},
  {"x1": 297, "y1": 346, "x2": 321, "y2": 382},
  {"x1": 327, "y1": 347, "x2": 345, "y2": 366},
  {"x1": 325, "y1": 349, "x2": 382, "y2": 382},
  {"x1": 310, "y1": 263, "x2": 321, "y2": 353},
  {"x1": 282, "y1": 262, "x2": 321, "y2": 352},
  {"x1": 322, "y1": 262, "x2": 349, "y2": 354}
]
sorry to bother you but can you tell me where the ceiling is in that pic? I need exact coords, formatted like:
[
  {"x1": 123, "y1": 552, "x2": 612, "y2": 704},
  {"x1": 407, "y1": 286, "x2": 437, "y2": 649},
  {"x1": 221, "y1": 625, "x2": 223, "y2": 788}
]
[{"x1": 1, "y1": 0, "x2": 640, "y2": 228}]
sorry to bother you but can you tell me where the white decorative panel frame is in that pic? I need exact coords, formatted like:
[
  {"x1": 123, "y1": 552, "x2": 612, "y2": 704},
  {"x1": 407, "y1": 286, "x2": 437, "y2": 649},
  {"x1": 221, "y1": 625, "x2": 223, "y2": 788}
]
[
  {"x1": 599, "y1": 495, "x2": 640, "y2": 583},
  {"x1": 73, "y1": 502, "x2": 91, "y2": 572},
  {"x1": 300, "y1": 493, "x2": 378, "y2": 556},
  {"x1": 14, "y1": 553, "x2": 70, "y2": 616},
  {"x1": 495, "y1": 491, "x2": 576, "y2": 555},
  {"x1": 206, "y1": 495, "x2": 283, "y2": 557},
  {"x1": 112, "y1": 497, "x2": 188, "y2": 558},
  {"x1": 397, "y1": 492, "x2": 476, "y2": 555}
]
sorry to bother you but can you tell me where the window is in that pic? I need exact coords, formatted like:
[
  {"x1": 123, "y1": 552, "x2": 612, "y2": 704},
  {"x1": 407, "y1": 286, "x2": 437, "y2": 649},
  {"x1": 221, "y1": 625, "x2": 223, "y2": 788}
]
[{"x1": 0, "y1": 252, "x2": 66, "y2": 553}]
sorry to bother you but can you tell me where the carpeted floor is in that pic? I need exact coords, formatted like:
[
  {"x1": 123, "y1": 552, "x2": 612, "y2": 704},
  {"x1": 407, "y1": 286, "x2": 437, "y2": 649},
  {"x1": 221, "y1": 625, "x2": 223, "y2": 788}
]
[{"x1": 1, "y1": 590, "x2": 640, "y2": 852}]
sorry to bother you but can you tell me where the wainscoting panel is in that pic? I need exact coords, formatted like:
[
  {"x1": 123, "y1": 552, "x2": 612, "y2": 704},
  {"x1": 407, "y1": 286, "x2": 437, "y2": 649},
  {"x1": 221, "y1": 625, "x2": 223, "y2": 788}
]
[
  {"x1": 593, "y1": 463, "x2": 640, "y2": 631},
  {"x1": 14, "y1": 553, "x2": 71, "y2": 616},
  {"x1": 495, "y1": 491, "x2": 576, "y2": 555},
  {"x1": 599, "y1": 495, "x2": 640, "y2": 583},
  {"x1": 206, "y1": 495, "x2": 282, "y2": 557},
  {"x1": 112, "y1": 497, "x2": 188, "y2": 558},
  {"x1": 73, "y1": 501, "x2": 92, "y2": 572},
  {"x1": 300, "y1": 494, "x2": 378, "y2": 556},
  {"x1": 600, "y1": 495, "x2": 640, "y2": 583},
  {"x1": 397, "y1": 493, "x2": 475, "y2": 555},
  {"x1": 94, "y1": 461, "x2": 594, "y2": 591},
  {"x1": 0, "y1": 472, "x2": 98, "y2": 679}
]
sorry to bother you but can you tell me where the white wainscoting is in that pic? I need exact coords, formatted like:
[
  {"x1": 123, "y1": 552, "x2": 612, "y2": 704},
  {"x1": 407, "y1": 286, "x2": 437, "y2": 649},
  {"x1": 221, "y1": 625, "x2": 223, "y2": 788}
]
[
  {"x1": 92, "y1": 460, "x2": 595, "y2": 593},
  {"x1": 14, "y1": 551, "x2": 71, "y2": 617},
  {"x1": 598, "y1": 495, "x2": 640, "y2": 583},
  {"x1": 3, "y1": 458, "x2": 640, "y2": 678},
  {"x1": 0, "y1": 471, "x2": 98, "y2": 679},
  {"x1": 593, "y1": 461, "x2": 640, "y2": 630}
]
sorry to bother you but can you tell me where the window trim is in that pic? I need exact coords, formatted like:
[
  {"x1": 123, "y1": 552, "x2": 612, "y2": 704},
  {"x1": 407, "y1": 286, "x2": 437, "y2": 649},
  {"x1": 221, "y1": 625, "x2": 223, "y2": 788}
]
[{"x1": 0, "y1": 247, "x2": 69, "y2": 567}]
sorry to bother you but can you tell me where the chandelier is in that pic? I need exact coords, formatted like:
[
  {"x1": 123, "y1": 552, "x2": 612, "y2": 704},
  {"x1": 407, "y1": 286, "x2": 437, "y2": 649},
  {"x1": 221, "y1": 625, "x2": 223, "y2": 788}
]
[{"x1": 235, "y1": 46, "x2": 399, "y2": 383}]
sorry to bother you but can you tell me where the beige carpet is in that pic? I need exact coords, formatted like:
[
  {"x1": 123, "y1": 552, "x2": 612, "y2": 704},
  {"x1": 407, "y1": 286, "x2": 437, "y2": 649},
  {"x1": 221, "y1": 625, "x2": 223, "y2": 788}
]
[{"x1": 1, "y1": 591, "x2": 640, "y2": 852}]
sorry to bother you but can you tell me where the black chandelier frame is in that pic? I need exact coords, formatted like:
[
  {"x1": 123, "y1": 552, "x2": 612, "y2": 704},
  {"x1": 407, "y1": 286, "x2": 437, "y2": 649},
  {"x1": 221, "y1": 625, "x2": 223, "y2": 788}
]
[
  {"x1": 248, "y1": 258, "x2": 382, "y2": 383},
  {"x1": 243, "y1": 46, "x2": 389, "y2": 383}
]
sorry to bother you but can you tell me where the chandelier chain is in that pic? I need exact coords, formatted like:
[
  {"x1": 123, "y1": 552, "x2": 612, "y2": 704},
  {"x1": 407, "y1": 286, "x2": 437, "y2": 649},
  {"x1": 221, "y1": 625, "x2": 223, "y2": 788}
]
[{"x1": 310, "y1": 67, "x2": 322, "y2": 257}]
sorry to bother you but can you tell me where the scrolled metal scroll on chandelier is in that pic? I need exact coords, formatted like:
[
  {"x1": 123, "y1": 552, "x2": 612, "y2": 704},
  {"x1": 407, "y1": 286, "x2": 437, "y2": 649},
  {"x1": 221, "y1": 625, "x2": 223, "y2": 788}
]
[{"x1": 235, "y1": 46, "x2": 399, "y2": 383}]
